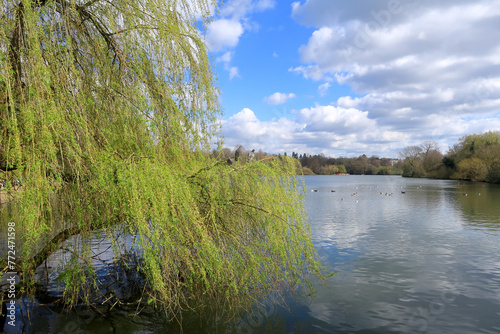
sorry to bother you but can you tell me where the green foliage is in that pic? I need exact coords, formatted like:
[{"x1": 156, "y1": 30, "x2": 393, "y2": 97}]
[
  {"x1": 451, "y1": 131, "x2": 500, "y2": 159},
  {"x1": 300, "y1": 166, "x2": 315, "y2": 175},
  {"x1": 448, "y1": 132, "x2": 500, "y2": 183},
  {"x1": 453, "y1": 157, "x2": 488, "y2": 182},
  {"x1": 399, "y1": 145, "x2": 426, "y2": 177},
  {"x1": 375, "y1": 166, "x2": 392, "y2": 175},
  {"x1": 0, "y1": 0, "x2": 324, "y2": 321},
  {"x1": 299, "y1": 154, "x2": 394, "y2": 175},
  {"x1": 337, "y1": 164, "x2": 347, "y2": 174},
  {"x1": 320, "y1": 164, "x2": 338, "y2": 175},
  {"x1": 398, "y1": 133, "x2": 500, "y2": 183}
]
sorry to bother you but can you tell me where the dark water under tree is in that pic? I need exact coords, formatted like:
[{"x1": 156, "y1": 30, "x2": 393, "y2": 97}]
[{"x1": 1, "y1": 175, "x2": 500, "y2": 333}]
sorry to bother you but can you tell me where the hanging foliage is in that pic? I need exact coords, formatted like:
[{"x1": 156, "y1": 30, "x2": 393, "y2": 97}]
[{"x1": 0, "y1": 0, "x2": 324, "y2": 321}]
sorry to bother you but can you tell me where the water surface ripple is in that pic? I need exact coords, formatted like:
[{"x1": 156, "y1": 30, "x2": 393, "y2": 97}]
[{"x1": 260, "y1": 175, "x2": 500, "y2": 333}]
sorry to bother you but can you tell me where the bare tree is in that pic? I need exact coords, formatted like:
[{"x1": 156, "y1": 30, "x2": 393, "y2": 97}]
[{"x1": 420, "y1": 141, "x2": 440, "y2": 158}]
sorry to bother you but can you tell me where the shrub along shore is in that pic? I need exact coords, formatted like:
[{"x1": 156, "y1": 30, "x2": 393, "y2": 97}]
[{"x1": 398, "y1": 131, "x2": 500, "y2": 184}]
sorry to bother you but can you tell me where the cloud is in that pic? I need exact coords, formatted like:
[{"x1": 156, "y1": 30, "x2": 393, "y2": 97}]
[
  {"x1": 318, "y1": 82, "x2": 331, "y2": 96},
  {"x1": 299, "y1": 105, "x2": 375, "y2": 134},
  {"x1": 210, "y1": 0, "x2": 276, "y2": 48},
  {"x1": 255, "y1": 0, "x2": 276, "y2": 11},
  {"x1": 264, "y1": 92, "x2": 297, "y2": 105},
  {"x1": 286, "y1": 0, "x2": 500, "y2": 154},
  {"x1": 208, "y1": 1, "x2": 277, "y2": 79},
  {"x1": 213, "y1": 1, "x2": 500, "y2": 157},
  {"x1": 222, "y1": 108, "x2": 298, "y2": 148},
  {"x1": 289, "y1": 64, "x2": 325, "y2": 81},
  {"x1": 229, "y1": 67, "x2": 241, "y2": 80},
  {"x1": 222, "y1": 105, "x2": 500, "y2": 157},
  {"x1": 222, "y1": 0, "x2": 276, "y2": 19},
  {"x1": 222, "y1": 106, "x2": 404, "y2": 156},
  {"x1": 292, "y1": 1, "x2": 500, "y2": 95},
  {"x1": 216, "y1": 51, "x2": 233, "y2": 63},
  {"x1": 206, "y1": 19, "x2": 244, "y2": 52},
  {"x1": 215, "y1": 52, "x2": 240, "y2": 79}
]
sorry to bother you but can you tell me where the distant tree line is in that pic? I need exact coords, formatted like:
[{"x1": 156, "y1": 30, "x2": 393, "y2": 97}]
[
  {"x1": 296, "y1": 153, "x2": 400, "y2": 175},
  {"x1": 220, "y1": 131, "x2": 500, "y2": 183},
  {"x1": 399, "y1": 131, "x2": 500, "y2": 183},
  {"x1": 215, "y1": 148, "x2": 401, "y2": 176}
]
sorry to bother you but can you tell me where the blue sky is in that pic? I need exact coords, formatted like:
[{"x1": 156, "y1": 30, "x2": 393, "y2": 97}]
[{"x1": 205, "y1": 0, "x2": 500, "y2": 158}]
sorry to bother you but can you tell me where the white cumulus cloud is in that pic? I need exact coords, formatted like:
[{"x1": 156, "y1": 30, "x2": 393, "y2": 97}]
[
  {"x1": 264, "y1": 92, "x2": 297, "y2": 105},
  {"x1": 206, "y1": 19, "x2": 244, "y2": 52},
  {"x1": 222, "y1": 103, "x2": 500, "y2": 157},
  {"x1": 286, "y1": 0, "x2": 500, "y2": 154}
]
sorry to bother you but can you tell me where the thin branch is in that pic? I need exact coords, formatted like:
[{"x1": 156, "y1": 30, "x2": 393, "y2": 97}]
[
  {"x1": 73, "y1": 2, "x2": 124, "y2": 67},
  {"x1": 60, "y1": 247, "x2": 92, "y2": 267},
  {"x1": 186, "y1": 160, "x2": 226, "y2": 179},
  {"x1": 104, "y1": 25, "x2": 157, "y2": 37},
  {"x1": 80, "y1": 0, "x2": 102, "y2": 10},
  {"x1": 229, "y1": 199, "x2": 287, "y2": 224},
  {"x1": 28, "y1": 226, "x2": 83, "y2": 274}
]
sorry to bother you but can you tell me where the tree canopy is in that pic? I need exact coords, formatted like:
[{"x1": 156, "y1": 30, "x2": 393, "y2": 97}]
[
  {"x1": 398, "y1": 132, "x2": 500, "y2": 183},
  {"x1": 0, "y1": 0, "x2": 323, "y2": 322},
  {"x1": 298, "y1": 153, "x2": 396, "y2": 175},
  {"x1": 448, "y1": 131, "x2": 500, "y2": 183}
]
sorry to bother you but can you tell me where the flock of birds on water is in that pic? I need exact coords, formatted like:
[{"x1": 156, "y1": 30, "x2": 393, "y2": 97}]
[
  {"x1": 309, "y1": 184, "x2": 409, "y2": 202},
  {"x1": 226, "y1": 147, "x2": 484, "y2": 200},
  {"x1": 309, "y1": 184, "x2": 482, "y2": 202}
]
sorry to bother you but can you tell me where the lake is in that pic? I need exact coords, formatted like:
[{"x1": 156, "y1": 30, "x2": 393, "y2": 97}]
[
  {"x1": 268, "y1": 175, "x2": 500, "y2": 334},
  {"x1": 2, "y1": 175, "x2": 500, "y2": 333}
]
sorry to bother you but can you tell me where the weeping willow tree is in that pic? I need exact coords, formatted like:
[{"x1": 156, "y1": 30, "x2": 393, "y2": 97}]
[{"x1": 0, "y1": 0, "x2": 323, "y2": 322}]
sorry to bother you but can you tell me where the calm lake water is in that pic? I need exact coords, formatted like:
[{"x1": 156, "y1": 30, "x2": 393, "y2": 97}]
[
  {"x1": 2, "y1": 175, "x2": 500, "y2": 333},
  {"x1": 281, "y1": 175, "x2": 500, "y2": 334}
]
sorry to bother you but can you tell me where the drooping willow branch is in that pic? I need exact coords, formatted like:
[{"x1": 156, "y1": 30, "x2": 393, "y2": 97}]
[{"x1": 0, "y1": 0, "x2": 325, "y2": 320}]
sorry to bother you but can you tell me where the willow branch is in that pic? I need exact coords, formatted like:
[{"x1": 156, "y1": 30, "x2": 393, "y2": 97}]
[
  {"x1": 229, "y1": 199, "x2": 287, "y2": 223},
  {"x1": 9, "y1": 2, "x2": 25, "y2": 89},
  {"x1": 74, "y1": 2, "x2": 123, "y2": 66},
  {"x1": 81, "y1": 0, "x2": 102, "y2": 9},
  {"x1": 28, "y1": 226, "x2": 84, "y2": 275}
]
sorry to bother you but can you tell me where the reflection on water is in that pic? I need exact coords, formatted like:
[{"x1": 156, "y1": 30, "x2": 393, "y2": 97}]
[
  {"x1": 255, "y1": 176, "x2": 500, "y2": 334},
  {"x1": 453, "y1": 181, "x2": 500, "y2": 231},
  {"x1": 33, "y1": 227, "x2": 143, "y2": 302},
  {"x1": 1, "y1": 175, "x2": 500, "y2": 333}
]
